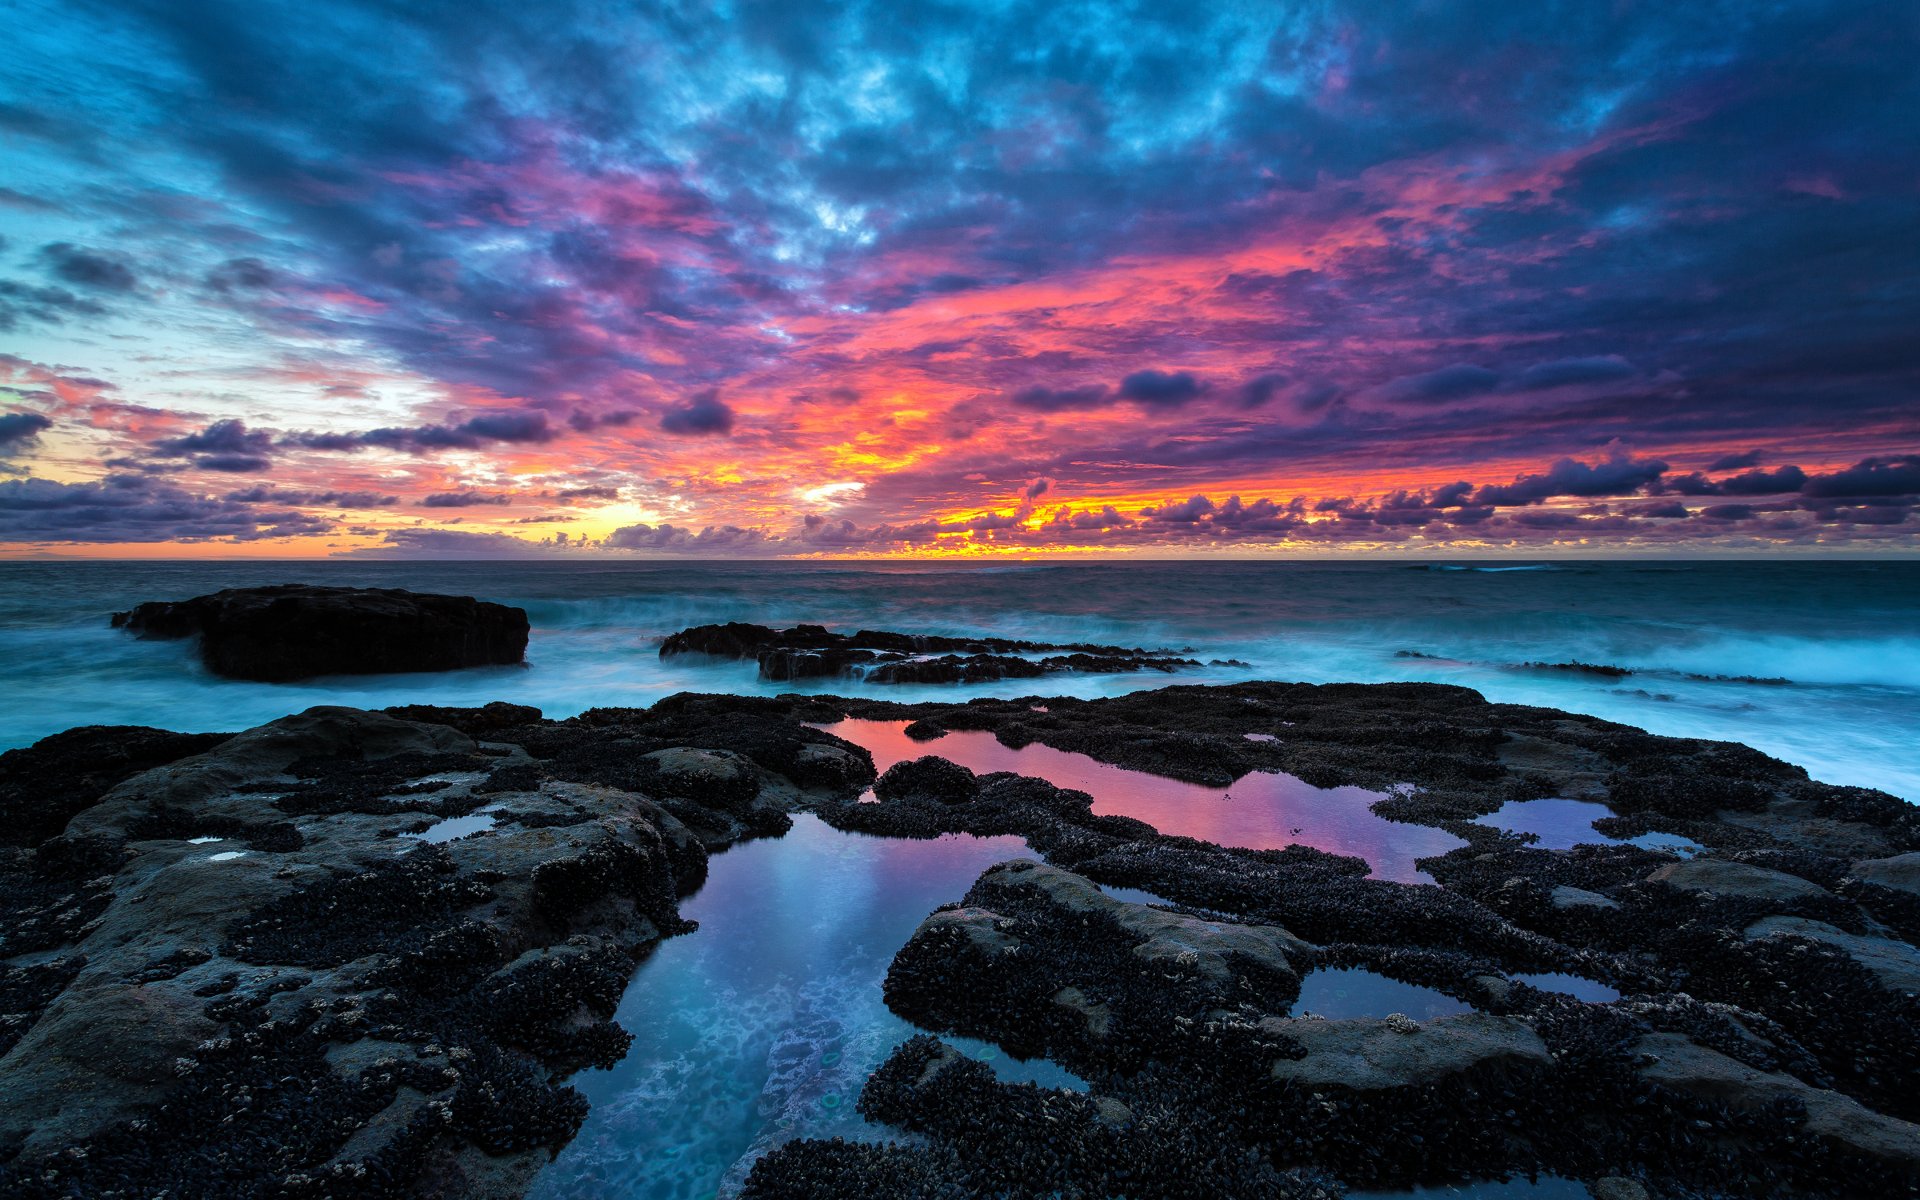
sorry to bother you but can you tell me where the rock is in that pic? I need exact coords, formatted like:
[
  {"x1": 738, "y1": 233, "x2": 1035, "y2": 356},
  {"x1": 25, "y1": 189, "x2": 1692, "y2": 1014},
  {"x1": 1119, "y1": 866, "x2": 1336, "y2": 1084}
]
[
  {"x1": 874, "y1": 755, "x2": 979, "y2": 805},
  {"x1": 65, "y1": 705, "x2": 474, "y2": 837},
  {"x1": 1646, "y1": 857, "x2": 1830, "y2": 902},
  {"x1": 112, "y1": 584, "x2": 528, "y2": 681},
  {"x1": 0, "y1": 725, "x2": 230, "y2": 847},
  {"x1": 1634, "y1": 1032, "x2": 1920, "y2": 1167},
  {"x1": 981, "y1": 859, "x2": 1311, "y2": 984},
  {"x1": 658, "y1": 621, "x2": 1199, "y2": 685},
  {"x1": 1744, "y1": 915, "x2": 1920, "y2": 993},
  {"x1": 1266, "y1": 1012, "x2": 1552, "y2": 1091},
  {"x1": 1551, "y1": 884, "x2": 1621, "y2": 910},
  {"x1": 0, "y1": 700, "x2": 877, "y2": 1198},
  {"x1": 1589, "y1": 1178, "x2": 1649, "y2": 1200},
  {"x1": 1851, "y1": 851, "x2": 1920, "y2": 896}
]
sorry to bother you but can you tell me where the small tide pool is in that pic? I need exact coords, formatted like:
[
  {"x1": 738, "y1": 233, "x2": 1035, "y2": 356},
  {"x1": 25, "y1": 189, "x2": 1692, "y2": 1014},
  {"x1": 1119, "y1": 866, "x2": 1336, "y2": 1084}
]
[
  {"x1": 532, "y1": 814, "x2": 1082, "y2": 1200},
  {"x1": 1477, "y1": 797, "x2": 1702, "y2": 856},
  {"x1": 821, "y1": 719, "x2": 1466, "y2": 884},
  {"x1": 1293, "y1": 967, "x2": 1473, "y2": 1021}
]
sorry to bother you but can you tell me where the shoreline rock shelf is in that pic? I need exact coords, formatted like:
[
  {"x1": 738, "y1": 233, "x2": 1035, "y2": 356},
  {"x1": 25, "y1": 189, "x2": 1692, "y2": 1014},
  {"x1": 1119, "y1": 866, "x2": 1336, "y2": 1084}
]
[
  {"x1": 659, "y1": 620, "x2": 1227, "y2": 684},
  {"x1": 0, "y1": 681, "x2": 1915, "y2": 1198},
  {"x1": 112, "y1": 584, "x2": 530, "y2": 681}
]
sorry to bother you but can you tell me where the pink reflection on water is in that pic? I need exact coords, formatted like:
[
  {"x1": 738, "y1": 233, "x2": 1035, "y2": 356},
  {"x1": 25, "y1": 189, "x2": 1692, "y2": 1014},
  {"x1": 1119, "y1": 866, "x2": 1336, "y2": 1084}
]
[{"x1": 819, "y1": 719, "x2": 1465, "y2": 885}]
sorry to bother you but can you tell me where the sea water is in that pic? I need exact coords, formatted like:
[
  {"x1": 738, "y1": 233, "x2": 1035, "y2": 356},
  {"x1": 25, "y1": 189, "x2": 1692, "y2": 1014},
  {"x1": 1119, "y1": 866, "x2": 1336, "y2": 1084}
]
[{"x1": 1, "y1": 558, "x2": 1912, "y2": 798}]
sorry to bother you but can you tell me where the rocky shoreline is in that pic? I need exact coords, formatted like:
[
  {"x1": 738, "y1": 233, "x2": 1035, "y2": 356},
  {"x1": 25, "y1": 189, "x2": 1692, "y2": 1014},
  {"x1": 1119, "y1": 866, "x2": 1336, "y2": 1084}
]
[
  {"x1": 2, "y1": 682, "x2": 1916, "y2": 1198},
  {"x1": 659, "y1": 620, "x2": 1229, "y2": 684}
]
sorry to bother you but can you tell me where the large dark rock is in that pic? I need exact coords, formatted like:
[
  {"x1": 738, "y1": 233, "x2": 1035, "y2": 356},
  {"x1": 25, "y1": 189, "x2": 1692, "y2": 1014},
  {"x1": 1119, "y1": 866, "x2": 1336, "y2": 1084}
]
[
  {"x1": 659, "y1": 621, "x2": 1202, "y2": 685},
  {"x1": 112, "y1": 584, "x2": 529, "y2": 682}
]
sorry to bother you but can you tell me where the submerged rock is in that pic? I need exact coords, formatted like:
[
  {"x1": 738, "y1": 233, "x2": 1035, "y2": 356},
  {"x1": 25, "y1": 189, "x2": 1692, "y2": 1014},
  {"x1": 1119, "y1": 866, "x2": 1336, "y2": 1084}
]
[
  {"x1": 659, "y1": 621, "x2": 1202, "y2": 684},
  {"x1": 112, "y1": 583, "x2": 529, "y2": 681}
]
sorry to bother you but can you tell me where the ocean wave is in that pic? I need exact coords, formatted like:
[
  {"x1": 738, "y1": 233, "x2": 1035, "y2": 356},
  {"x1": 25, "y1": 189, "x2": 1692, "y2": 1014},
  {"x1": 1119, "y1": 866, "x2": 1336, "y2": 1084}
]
[{"x1": 1416, "y1": 563, "x2": 1563, "y2": 573}]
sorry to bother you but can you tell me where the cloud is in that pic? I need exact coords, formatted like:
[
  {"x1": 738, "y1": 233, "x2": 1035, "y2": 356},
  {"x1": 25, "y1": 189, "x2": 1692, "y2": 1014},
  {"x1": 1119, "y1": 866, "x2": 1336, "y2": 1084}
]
[
  {"x1": 1717, "y1": 465, "x2": 1807, "y2": 495},
  {"x1": 1378, "y1": 364, "x2": 1500, "y2": 403},
  {"x1": 659, "y1": 389, "x2": 735, "y2": 435},
  {"x1": 283, "y1": 410, "x2": 558, "y2": 453},
  {"x1": 1515, "y1": 356, "x2": 1635, "y2": 390},
  {"x1": 1471, "y1": 450, "x2": 1670, "y2": 506},
  {"x1": 1709, "y1": 450, "x2": 1765, "y2": 471},
  {"x1": 1005, "y1": 384, "x2": 1109, "y2": 412},
  {"x1": 0, "y1": 474, "x2": 333, "y2": 542},
  {"x1": 38, "y1": 243, "x2": 137, "y2": 292},
  {"x1": 1233, "y1": 373, "x2": 1289, "y2": 408},
  {"x1": 606, "y1": 521, "x2": 767, "y2": 550},
  {"x1": 0, "y1": 281, "x2": 106, "y2": 329},
  {"x1": 0, "y1": 411, "x2": 52, "y2": 453},
  {"x1": 1117, "y1": 370, "x2": 1206, "y2": 408},
  {"x1": 225, "y1": 485, "x2": 399, "y2": 507},
  {"x1": 421, "y1": 490, "x2": 513, "y2": 507},
  {"x1": 357, "y1": 528, "x2": 556, "y2": 557},
  {"x1": 1800, "y1": 455, "x2": 1920, "y2": 498}
]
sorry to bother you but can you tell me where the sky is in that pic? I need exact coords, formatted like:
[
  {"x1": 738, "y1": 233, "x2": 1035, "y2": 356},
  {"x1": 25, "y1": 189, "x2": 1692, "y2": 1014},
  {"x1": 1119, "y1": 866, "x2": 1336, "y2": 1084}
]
[{"x1": 0, "y1": 0, "x2": 1916, "y2": 558}]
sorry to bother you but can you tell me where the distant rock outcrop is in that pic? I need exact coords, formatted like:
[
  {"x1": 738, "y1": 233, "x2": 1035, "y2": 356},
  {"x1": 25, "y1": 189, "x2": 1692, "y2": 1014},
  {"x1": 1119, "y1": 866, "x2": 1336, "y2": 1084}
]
[
  {"x1": 112, "y1": 584, "x2": 529, "y2": 681},
  {"x1": 658, "y1": 621, "x2": 1210, "y2": 684}
]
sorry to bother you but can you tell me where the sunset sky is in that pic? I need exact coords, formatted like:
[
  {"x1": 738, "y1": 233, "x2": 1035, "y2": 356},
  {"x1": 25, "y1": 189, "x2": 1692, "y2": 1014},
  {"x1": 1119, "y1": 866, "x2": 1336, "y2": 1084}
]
[{"x1": 1, "y1": 0, "x2": 1916, "y2": 557}]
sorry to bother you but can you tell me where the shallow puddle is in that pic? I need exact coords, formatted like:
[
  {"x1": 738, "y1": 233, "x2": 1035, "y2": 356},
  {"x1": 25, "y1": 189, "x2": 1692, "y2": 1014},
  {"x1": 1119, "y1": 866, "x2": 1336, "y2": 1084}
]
[
  {"x1": 533, "y1": 814, "x2": 1082, "y2": 1200},
  {"x1": 1511, "y1": 972, "x2": 1619, "y2": 1003},
  {"x1": 1098, "y1": 882, "x2": 1181, "y2": 907},
  {"x1": 820, "y1": 719, "x2": 1465, "y2": 884},
  {"x1": 403, "y1": 807, "x2": 500, "y2": 844},
  {"x1": 1477, "y1": 797, "x2": 1702, "y2": 856},
  {"x1": 1293, "y1": 967, "x2": 1473, "y2": 1021}
]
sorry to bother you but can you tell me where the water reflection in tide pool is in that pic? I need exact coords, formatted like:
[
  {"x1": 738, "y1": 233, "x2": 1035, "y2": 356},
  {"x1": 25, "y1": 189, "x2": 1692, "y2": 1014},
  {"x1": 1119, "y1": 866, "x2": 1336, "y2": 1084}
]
[
  {"x1": 1478, "y1": 797, "x2": 1702, "y2": 856},
  {"x1": 533, "y1": 814, "x2": 1084, "y2": 1200},
  {"x1": 822, "y1": 719, "x2": 1465, "y2": 884},
  {"x1": 1294, "y1": 967, "x2": 1473, "y2": 1021}
]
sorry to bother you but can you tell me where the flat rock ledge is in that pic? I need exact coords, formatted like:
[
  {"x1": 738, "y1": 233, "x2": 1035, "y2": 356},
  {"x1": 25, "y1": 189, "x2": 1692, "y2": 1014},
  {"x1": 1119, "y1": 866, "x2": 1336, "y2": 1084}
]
[
  {"x1": 659, "y1": 621, "x2": 1219, "y2": 684},
  {"x1": 112, "y1": 584, "x2": 529, "y2": 682}
]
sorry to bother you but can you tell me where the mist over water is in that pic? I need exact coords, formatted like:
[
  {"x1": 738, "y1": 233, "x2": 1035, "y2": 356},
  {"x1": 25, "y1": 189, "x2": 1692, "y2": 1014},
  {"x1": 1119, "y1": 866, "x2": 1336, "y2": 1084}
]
[{"x1": 1, "y1": 559, "x2": 1914, "y2": 799}]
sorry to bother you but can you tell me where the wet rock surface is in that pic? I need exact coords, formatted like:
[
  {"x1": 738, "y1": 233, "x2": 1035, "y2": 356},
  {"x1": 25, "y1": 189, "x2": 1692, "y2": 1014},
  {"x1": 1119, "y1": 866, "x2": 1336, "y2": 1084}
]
[
  {"x1": 111, "y1": 584, "x2": 530, "y2": 681},
  {"x1": 658, "y1": 621, "x2": 1207, "y2": 684},
  {"x1": 0, "y1": 700, "x2": 873, "y2": 1199},
  {"x1": 3, "y1": 680, "x2": 1917, "y2": 1199}
]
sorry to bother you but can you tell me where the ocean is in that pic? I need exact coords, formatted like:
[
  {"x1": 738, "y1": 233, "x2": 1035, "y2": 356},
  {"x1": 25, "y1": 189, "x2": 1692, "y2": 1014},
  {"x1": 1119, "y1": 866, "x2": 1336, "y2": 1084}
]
[{"x1": 0, "y1": 558, "x2": 1914, "y2": 799}]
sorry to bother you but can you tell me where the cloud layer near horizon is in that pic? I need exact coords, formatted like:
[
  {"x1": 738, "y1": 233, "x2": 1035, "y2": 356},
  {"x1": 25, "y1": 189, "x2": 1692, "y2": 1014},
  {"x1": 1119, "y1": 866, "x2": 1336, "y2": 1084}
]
[{"x1": 0, "y1": 0, "x2": 1915, "y2": 555}]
